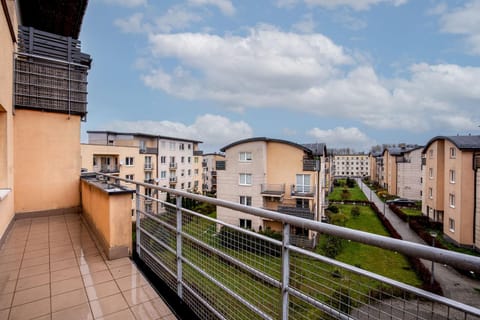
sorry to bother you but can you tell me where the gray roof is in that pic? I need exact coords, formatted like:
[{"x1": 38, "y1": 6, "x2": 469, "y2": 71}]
[
  {"x1": 423, "y1": 135, "x2": 480, "y2": 152},
  {"x1": 302, "y1": 143, "x2": 327, "y2": 156},
  {"x1": 87, "y1": 130, "x2": 202, "y2": 144},
  {"x1": 221, "y1": 137, "x2": 319, "y2": 155},
  {"x1": 383, "y1": 145, "x2": 422, "y2": 156}
]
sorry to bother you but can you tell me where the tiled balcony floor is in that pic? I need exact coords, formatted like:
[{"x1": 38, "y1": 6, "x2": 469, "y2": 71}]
[{"x1": 0, "y1": 214, "x2": 178, "y2": 320}]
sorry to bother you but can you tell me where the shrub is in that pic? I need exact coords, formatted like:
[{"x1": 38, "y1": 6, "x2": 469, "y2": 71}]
[
  {"x1": 350, "y1": 206, "x2": 360, "y2": 218},
  {"x1": 322, "y1": 235, "x2": 344, "y2": 258},
  {"x1": 346, "y1": 177, "x2": 356, "y2": 188},
  {"x1": 327, "y1": 205, "x2": 339, "y2": 213}
]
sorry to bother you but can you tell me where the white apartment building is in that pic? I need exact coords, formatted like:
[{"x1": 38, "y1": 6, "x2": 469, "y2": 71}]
[{"x1": 333, "y1": 154, "x2": 370, "y2": 177}]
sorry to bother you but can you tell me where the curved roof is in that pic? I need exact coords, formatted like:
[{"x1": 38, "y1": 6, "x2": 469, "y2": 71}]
[
  {"x1": 220, "y1": 137, "x2": 315, "y2": 154},
  {"x1": 423, "y1": 135, "x2": 480, "y2": 153}
]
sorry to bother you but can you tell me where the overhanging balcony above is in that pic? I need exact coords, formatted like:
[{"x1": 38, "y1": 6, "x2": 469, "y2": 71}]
[
  {"x1": 260, "y1": 184, "x2": 285, "y2": 197},
  {"x1": 278, "y1": 205, "x2": 314, "y2": 220}
]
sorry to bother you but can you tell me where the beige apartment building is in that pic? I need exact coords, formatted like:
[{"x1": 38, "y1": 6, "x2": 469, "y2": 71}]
[
  {"x1": 332, "y1": 154, "x2": 370, "y2": 177},
  {"x1": 202, "y1": 153, "x2": 225, "y2": 195},
  {"x1": 1, "y1": 0, "x2": 92, "y2": 239},
  {"x1": 369, "y1": 151, "x2": 382, "y2": 183},
  {"x1": 82, "y1": 131, "x2": 203, "y2": 194},
  {"x1": 422, "y1": 136, "x2": 480, "y2": 249},
  {"x1": 216, "y1": 138, "x2": 327, "y2": 247}
]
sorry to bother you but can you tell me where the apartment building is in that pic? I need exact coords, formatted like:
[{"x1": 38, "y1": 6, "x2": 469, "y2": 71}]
[
  {"x1": 332, "y1": 154, "x2": 370, "y2": 177},
  {"x1": 202, "y1": 153, "x2": 225, "y2": 195},
  {"x1": 422, "y1": 135, "x2": 480, "y2": 249},
  {"x1": 369, "y1": 151, "x2": 382, "y2": 183},
  {"x1": 0, "y1": 0, "x2": 91, "y2": 236},
  {"x1": 216, "y1": 137, "x2": 327, "y2": 247},
  {"x1": 83, "y1": 131, "x2": 203, "y2": 194}
]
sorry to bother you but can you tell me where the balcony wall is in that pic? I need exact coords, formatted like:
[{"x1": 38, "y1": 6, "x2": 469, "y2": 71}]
[{"x1": 81, "y1": 177, "x2": 134, "y2": 259}]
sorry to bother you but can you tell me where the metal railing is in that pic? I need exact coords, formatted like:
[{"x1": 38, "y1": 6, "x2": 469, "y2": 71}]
[
  {"x1": 101, "y1": 174, "x2": 480, "y2": 320},
  {"x1": 260, "y1": 184, "x2": 285, "y2": 196}
]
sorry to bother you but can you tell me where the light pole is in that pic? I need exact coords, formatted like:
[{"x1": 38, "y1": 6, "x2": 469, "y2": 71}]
[{"x1": 429, "y1": 231, "x2": 438, "y2": 285}]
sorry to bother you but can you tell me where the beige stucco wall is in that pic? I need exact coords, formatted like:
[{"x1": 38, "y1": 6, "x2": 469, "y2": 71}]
[
  {"x1": 397, "y1": 148, "x2": 422, "y2": 200},
  {"x1": 443, "y1": 141, "x2": 474, "y2": 245},
  {"x1": 475, "y1": 169, "x2": 480, "y2": 250},
  {"x1": 385, "y1": 151, "x2": 398, "y2": 195},
  {"x1": 14, "y1": 110, "x2": 81, "y2": 213},
  {"x1": 422, "y1": 140, "x2": 445, "y2": 219},
  {"x1": 369, "y1": 155, "x2": 377, "y2": 182},
  {"x1": 81, "y1": 179, "x2": 133, "y2": 259},
  {"x1": 0, "y1": 0, "x2": 17, "y2": 240}
]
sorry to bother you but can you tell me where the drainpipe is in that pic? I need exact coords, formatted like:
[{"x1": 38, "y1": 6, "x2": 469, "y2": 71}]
[{"x1": 473, "y1": 152, "x2": 478, "y2": 248}]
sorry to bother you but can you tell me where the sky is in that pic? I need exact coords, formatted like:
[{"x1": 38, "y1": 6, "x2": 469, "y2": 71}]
[{"x1": 79, "y1": 0, "x2": 480, "y2": 152}]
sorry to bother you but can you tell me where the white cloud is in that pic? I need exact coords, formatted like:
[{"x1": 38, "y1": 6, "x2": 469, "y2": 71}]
[
  {"x1": 281, "y1": 0, "x2": 407, "y2": 11},
  {"x1": 104, "y1": 114, "x2": 253, "y2": 150},
  {"x1": 439, "y1": 0, "x2": 480, "y2": 54},
  {"x1": 188, "y1": 0, "x2": 235, "y2": 16},
  {"x1": 103, "y1": 0, "x2": 146, "y2": 7},
  {"x1": 292, "y1": 14, "x2": 316, "y2": 33},
  {"x1": 114, "y1": 13, "x2": 147, "y2": 33},
  {"x1": 333, "y1": 11, "x2": 368, "y2": 30},
  {"x1": 141, "y1": 27, "x2": 480, "y2": 134},
  {"x1": 153, "y1": 6, "x2": 203, "y2": 33},
  {"x1": 307, "y1": 127, "x2": 375, "y2": 149}
]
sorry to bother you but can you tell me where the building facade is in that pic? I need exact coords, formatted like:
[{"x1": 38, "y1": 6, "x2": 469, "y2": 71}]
[
  {"x1": 396, "y1": 147, "x2": 423, "y2": 201},
  {"x1": 332, "y1": 154, "x2": 370, "y2": 177},
  {"x1": 216, "y1": 138, "x2": 327, "y2": 247},
  {"x1": 422, "y1": 136, "x2": 480, "y2": 249},
  {"x1": 202, "y1": 153, "x2": 225, "y2": 195},
  {"x1": 1, "y1": 0, "x2": 91, "y2": 239}
]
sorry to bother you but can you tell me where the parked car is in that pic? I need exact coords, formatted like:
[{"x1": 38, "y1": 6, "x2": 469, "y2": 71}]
[{"x1": 385, "y1": 198, "x2": 416, "y2": 207}]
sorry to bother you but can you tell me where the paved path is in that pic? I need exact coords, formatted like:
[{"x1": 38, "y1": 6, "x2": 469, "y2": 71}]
[{"x1": 356, "y1": 179, "x2": 480, "y2": 309}]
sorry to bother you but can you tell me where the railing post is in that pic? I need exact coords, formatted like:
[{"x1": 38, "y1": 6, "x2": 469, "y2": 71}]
[
  {"x1": 176, "y1": 195, "x2": 183, "y2": 299},
  {"x1": 281, "y1": 223, "x2": 290, "y2": 320},
  {"x1": 135, "y1": 184, "x2": 141, "y2": 256}
]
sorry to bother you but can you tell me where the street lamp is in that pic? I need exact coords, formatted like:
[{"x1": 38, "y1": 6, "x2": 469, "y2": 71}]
[{"x1": 429, "y1": 231, "x2": 438, "y2": 285}]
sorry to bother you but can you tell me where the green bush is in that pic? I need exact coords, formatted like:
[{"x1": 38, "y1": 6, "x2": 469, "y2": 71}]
[
  {"x1": 327, "y1": 205, "x2": 339, "y2": 213},
  {"x1": 350, "y1": 206, "x2": 360, "y2": 218}
]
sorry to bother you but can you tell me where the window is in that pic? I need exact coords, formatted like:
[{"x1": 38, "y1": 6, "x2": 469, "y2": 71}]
[
  {"x1": 170, "y1": 156, "x2": 175, "y2": 164},
  {"x1": 93, "y1": 157, "x2": 97, "y2": 166},
  {"x1": 240, "y1": 196, "x2": 252, "y2": 206},
  {"x1": 194, "y1": 180, "x2": 199, "y2": 187},
  {"x1": 145, "y1": 172, "x2": 152, "y2": 181},
  {"x1": 126, "y1": 174, "x2": 134, "y2": 180},
  {"x1": 139, "y1": 140, "x2": 146, "y2": 151},
  {"x1": 188, "y1": 182, "x2": 191, "y2": 188},
  {"x1": 240, "y1": 219, "x2": 252, "y2": 229},
  {"x1": 188, "y1": 144, "x2": 191, "y2": 150},
  {"x1": 296, "y1": 174, "x2": 311, "y2": 193},
  {"x1": 161, "y1": 171, "x2": 167, "y2": 179},
  {"x1": 160, "y1": 156, "x2": 166, "y2": 164},
  {"x1": 239, "y1": 173, "x2": 252, "y2": 185},
  {"x1": 449, "y1": 169, "x2": 456, "y2": 183},
  {"x1": 169, "y1": 142, "x2": 176, "y2": 150},
  {"x1": 449, "y1": 193, "x2": 455, "y2": 208},
  {"x1": 449, "y1": 218, "x2": 455, "y2": 232},
  {"x1": 181, "y1": 156, "x2": 185, "y2": 163},
  {"x1": 188, "y1": 157, "x2": 191, "y2": 164},
  {"x1": 181, "y1": 183, "x2": 185, "y2": 189},
  {"x1": 428, "y1": 187, "x2": 433, "y2": 199},
  {"x1": 239, "y1": 152, "x2": 252, "y2": 161},
  {"x1": 428, "y1": 168, "x2": 433, "y2": 179},
  {"x1": 161, "y1": 141, "x2": 166, "y2": 149},
  {"x1": 188, "y1": 169, "x2": 191, "y2": 176},
  {"x1": 125, "y1": 157, "x2": 134, "y2": 166},
  {"x1": 145, "y1": 188, "x2": 152, "y2": 197},
  {"x1": 179, "y1": 143, "x2": 185, "y2": 150},
  {"x1": 181, "y1": 169, "x2": 185, "y2": 177},
  {"x1": 194, "y1": 169, "x2": 199, "y2": 175},
  {"x1": 194, "y1": 157, "x2": 199, "y2": 163},
  {"x1": 429, "y1": 149, "x2": 434, "y2": 159},
  {"x1": 450, "y1": 147, "x2": 456, "y2": 158}
]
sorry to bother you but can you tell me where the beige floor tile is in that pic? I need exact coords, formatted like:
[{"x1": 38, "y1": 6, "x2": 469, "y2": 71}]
[
  {"x1": 15, "y1": 273, "x2": 50, "y2": 291},
  {"x1": 51, "y1": 288, "x2": 88, "y2": 313},
  {"x1": 0, "y1": 309, "x2": 9, "y2": 319},
  {"x1": 0, "y1": 278, "x2": 17, "y2": 295},
  {"x1": 2, "y1": 269, "x2": 19, "y2": 281},
  {"x1": 115, "y1": 273, "x2": 149, "y2": 292},
  {"x1": 105, "y1": 258, "x2": 131, "y2": 269},
  {"x1": 109, "y1": 264, "x2": 138, "y2": 280},
  {"x1": 51, "y1": 276, "x2": 84, "y2": 296},
  {"x1": 50, "y1": 258, "x2": 78, "y2": 272},
  {"x1": 49, "y1": 240, "x2": 72, "y2": 249},
  {"x1": 77, "y1": 254, "x2": 103, "y2": 266},
  {"x1": 18, "y1": 263, "x2": 49, "y2": 279},
  {"x1": 74, "y1": 246, "x2": 100, "y2": 258},
  {"x1": 89, "y1": 293, "x2": 129, "y2": 318},
  {"x1": 82, "y1": 270, "x2": 113, "y2": 287},
  {"x1": 12, "y1": 284, "x2": 50, "y2": 306},
  {"x1": 130, "y1": 298, "x2": 174, "y2": 320},
  {"x1": 51, "y1": 302, "x2": 94, "y2": 320},
  {"x1": 0, "y1": 252, "x2": 23, "y2": 264},
  {"x1": 50, "y1": 266, "x2": 81, "y2": 282},
  {"x1": 97, "y1": 308, "x2": 136, "y2": 320},
  {"x1": 8, "y1": 297, "x2": 50, "y2": 320},
  {"x1": 0, "y1": 293, "x2": 13, "y2": 310},
  {"x1": 32, "y1": 314, "x2": 51, "y2": 320},
  {"x1": 85, "y1": 280, "x2": 120, "y2": 301},
  {"x1": 161, "y1": 314, "x2": 179, "y2": 320},
  {"x1": 49, "y1": 244, "x2": 73, "y2": 255},
  {"x1": 20, "y1": 255, "x2": 49, "y2": 269},
  {"x1": 122, "y1": 285, "x2": 156, "y2": 307},
  {"x1": 49, "y1": 250, "x2": 76, "y2": 263},
  {"x1": 21, "y1": 248, "x2": 49, "y2": 260},
  {"x1": 0, "y1": 260, "x2": 22, "y2": 273},
  {"x1": 26, "y1": 234, "x2": 48, "y2": 244},
  {"x1": 79, "y1": 261, "x2": 108, "y2": 275}
]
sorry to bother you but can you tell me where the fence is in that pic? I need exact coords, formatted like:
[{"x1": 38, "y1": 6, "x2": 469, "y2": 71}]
[{"x1": 102, "y1": 174, "x2": 480, "y2": 320}]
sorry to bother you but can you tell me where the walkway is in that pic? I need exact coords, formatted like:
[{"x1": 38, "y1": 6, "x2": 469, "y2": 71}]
[
  {"x1": 356, "y1": 179, "x2": 480, "y2": 308},
  {"x1": 0, "y1": 214, "x2": 178, "y2": 320}
]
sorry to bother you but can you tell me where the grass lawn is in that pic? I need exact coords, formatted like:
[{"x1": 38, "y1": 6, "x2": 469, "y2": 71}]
[
  {"x1": 328, "y1": 185, "x2": 368, "y2": 201},
  {"x1": 400, "y1": 208, "x2": 423, "y2": 217},
  {"x1": 320, "y1": 204, "x2": 421, "y2": 287}
]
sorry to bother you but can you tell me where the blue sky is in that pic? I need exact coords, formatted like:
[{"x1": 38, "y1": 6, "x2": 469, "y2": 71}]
[{"x1": 80, "y1": 0, "x2": 480, "y2": 152}]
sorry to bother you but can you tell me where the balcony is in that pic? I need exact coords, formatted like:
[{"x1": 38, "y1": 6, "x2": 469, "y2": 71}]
[
  {"x1": 211, "y1": 170, "x2": 217, "y2": 176},
  {"x1": 303, "y1": 158, "x2": 319, "y2": 171},
  {"x1": 169, "y1": 163, "x2": 177, "y2": 170},
  {"x1": 277, "y1": 205, "x2": 314, "y2": 220},
  {"x1": 95, "y1": 165, "x2": 119, "y2": 174},
  {"x1": 139, "y1": 147, "x2": 158, "y2": 154},
  {"x1": 169, "y1": 176, "x2": 177, "y2": 183},
  {"x1": 144, "y1": 163, "x2": 154, "y2": 171},
  {"x1": 260, "y1": 183, "x2": 285, "y2": 197},
  {"x1": 144, "y1": 179, "x2": 154, "y2": 184},
  {"x1": 290, "y1": 184, "x2": 315, "y2": 198}
]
